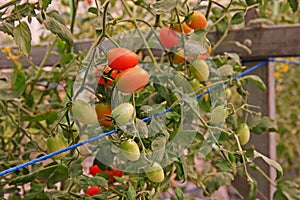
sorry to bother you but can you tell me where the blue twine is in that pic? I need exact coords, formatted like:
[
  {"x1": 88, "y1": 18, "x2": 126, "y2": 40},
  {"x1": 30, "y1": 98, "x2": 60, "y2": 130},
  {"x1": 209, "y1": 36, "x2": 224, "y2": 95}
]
[
  {"x1": 0, "y1": 59, "x2": 270, "y2": 177},
  {"x1": 268, "y1": 57, "x2": 300, "y2": 66}
]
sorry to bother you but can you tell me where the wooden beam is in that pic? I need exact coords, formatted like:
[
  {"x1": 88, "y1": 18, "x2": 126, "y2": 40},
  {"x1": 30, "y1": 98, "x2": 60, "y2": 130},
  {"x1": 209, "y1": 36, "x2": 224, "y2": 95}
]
[
  {"x1": 208, "y1": 24, "x2": 300, "y2": 60},
  {"x1": 1, "y1": 24, "x2": 300, "y2": 68}
]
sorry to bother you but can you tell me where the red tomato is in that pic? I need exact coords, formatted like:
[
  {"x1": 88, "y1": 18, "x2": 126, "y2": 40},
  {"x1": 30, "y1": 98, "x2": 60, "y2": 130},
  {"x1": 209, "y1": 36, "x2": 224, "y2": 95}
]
[
  {"x1": 89, "y1": 165, "x2": 102, "y2": 176},
  {"x1": 115, "y1": 66, "x2": 149, "y2": 93},
  {"x1": 86, "y1": 0, "x2": 93, "y2": 5},
  {"x1": 159, "y1": 27, "x2": 178, "y2": 49},
  {"x1": 107, "y1": 48, "x2": 138, "y2": 70},
  {"x1": 95, "y1": 103, "x2": 112, "y2": 127},
  {"x1": 85, "y1": 185, "x2": 101, "y2": 196},
  {"x1": 95, "y1": 66, "x2": 118, "y2": 85},
  {"x1": 105, "y1": 169, "x2": 123, "y2": 182}
]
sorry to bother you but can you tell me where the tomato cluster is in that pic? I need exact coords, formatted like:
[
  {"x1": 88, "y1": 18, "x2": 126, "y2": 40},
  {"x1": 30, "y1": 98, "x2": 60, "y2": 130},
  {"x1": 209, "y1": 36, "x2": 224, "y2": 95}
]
[
  {"x1": 85, "y1": 165, "x2": 124, "y2": 196},
  {"x1": 160, "y1": 10, "x2": 207, "y2": 49}
]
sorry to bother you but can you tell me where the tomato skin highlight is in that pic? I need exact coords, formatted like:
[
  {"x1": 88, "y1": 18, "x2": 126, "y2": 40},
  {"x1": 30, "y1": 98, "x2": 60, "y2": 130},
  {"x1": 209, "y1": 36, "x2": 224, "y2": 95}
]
[
  {"x1": 89, "y1": 165, "x2": 102, "y2": 176},
  {"x1": 187, "y1": 11, "x2": 207, "y2": 30},
  {"x1": 145, "y1": 162, "x2": 165, "y2": 183},
  {"x1": 107, "y1": 48, "x2": 138, "y2": 70},
  {"x1": 115, "y1": 66, "x2": 149, "y2": 93},
  {"x1": 159, "y1": 27, "x2": 178, "y2": 49},
  {"x1": 95, "y1": 103, "x2": 112, "y2": 126},
  {"x1": 47, "y1": 134, "x2": 68, "y2": 160},
  {"x1": 85, "y1": 186, "x2": 101, "y2": 196},
  {"x1": 120, "y1": 139, "x2": 140, "y2": 161},
  {"x1": 95, "y1": 66, "x2": 118, "y2": 85}
]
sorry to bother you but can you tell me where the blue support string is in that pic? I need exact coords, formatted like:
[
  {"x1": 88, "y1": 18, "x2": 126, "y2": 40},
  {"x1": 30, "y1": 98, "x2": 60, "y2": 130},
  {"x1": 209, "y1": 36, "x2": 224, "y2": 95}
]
[{"x1": 0, "y1": 59, "x2": 270, "y2": 177}]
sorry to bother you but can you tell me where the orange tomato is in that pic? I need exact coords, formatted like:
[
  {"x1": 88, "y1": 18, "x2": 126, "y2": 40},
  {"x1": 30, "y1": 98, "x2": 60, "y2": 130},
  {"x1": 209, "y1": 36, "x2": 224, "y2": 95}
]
[
  {"x1": 187, "y1": 11, "x2": 207, "y2": 30},
  {"x1": 95, "y1": 103, "x2": 112, "y2": 126}
]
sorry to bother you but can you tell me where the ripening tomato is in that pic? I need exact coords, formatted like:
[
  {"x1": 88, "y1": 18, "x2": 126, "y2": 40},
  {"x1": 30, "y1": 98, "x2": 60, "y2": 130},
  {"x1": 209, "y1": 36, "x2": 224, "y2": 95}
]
[
  {"x1": 159, "y1": 27, "x2": 178, "y2": 49},
  {"x1": 171, "y1": 17, "x2": 193, "y2": 34},
  {"x1": 95, "y1": 103, "x2": 112, "y2": 126},
  {"x1": 115, "y1": 65, "x2": 149, "y2": 93},
  {"x1": 120, "y1": 139, "x2": 140, "y2": 161},
  {"x1": 95, "y1": 66, "x2": 118, "y2": 85},
  {"x1": 85, "y1": 186, "x2": 101, "y2": 196},
  {"x1": 145, "y1": 162, "x2": 165, "y2": 183},
  {"x1": 47, "y1": 134, "x2": 68, "y2": 160},
  {"x1": 173, "y1": 48, "x2": 185, "y2": 64},
  {"x1": 89, "y1": 165, "x2": 102, "y2": 176},
  {"x1": 107, "y1": 48, "x2": 138, "y2": 70},
  {"x1": 187, "y1": 11, "x2": 207, "y2": 30},
  {"x1": 237, "y1": 123, "x2": 250, "y2": 145}
]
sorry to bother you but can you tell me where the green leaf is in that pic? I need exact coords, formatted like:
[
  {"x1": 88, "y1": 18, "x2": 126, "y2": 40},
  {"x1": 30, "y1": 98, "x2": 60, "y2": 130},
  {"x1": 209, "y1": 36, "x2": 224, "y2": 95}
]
[
  {"x1": 151, "y1": 0, "x2": 180, "y2": 15},
  {"x1": 68, "y1": 159, "x2": 83, "y2": 177},
  {"x1": 240, "y1": 75, "x2": 266, "y2": 91},
  {"x1": 217, "y1": 64, "x2": 233, "y2": 76},
  {"x1": 47, "y1": 165, "x2": 68, "y2": 188},
  {"x1": 175, "y1": 188, "x2": 184, "y2": 200},
  {"x1": 9, "y1": 173, "x2": 35, "y2": 186},
  {"x1": 248, "y1": 179, "x2": 258, "y2": 200},
  {"x1": 0, "y1": 21, "x2": 14, "y2": 36},
  {"x1": 274, "y1": 181, "x2": 300, "y2": 200},
  {"x1": 184, "y1": 30, "x2": 210, "y2": 56},
  {"x1": 13, "y1": 22, "x2": 31, "y2": 55},
  {"x1": 246, "y1": 0, "x2": 262, "y2": 6},
  {"x1": 249, "y1": 116, "x2": 278, "y2": 135},
  {"x1": 288, "y1": 0, "x2": 298, "y2": 12},
  {"x1": 47, "y1": 10, "x2": 66, "y2": 25},
  {"x1": 43, "y1": 16, "x2": 74, "y2": 46},
  {"x1": 39, "y1": 0, "x2": 52, "y2": 10},
  {"x1": 127, "y1": 185, "x2": 137, "y2": 200},
  {"x1": 254, "y1": 150, "x2": 283, "y2": 180},
  {"x1": 202, "y1": 172, "x2": 233, "y2": 195},
  {"x1": 231, "y1": 12, "x2": 244, "y2": 25},
  {"x1": 0, "y1": 61, "x2": 26, "y2": 100},
  {"x1": 20, "y1": 111, "x2": 58, "y2": 122}
]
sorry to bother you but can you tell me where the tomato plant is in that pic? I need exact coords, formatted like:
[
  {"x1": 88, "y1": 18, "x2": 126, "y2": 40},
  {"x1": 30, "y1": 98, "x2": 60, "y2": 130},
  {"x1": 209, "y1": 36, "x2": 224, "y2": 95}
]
[{"x1": 0, "y1": 0, "x2": 297, "y2": 199}]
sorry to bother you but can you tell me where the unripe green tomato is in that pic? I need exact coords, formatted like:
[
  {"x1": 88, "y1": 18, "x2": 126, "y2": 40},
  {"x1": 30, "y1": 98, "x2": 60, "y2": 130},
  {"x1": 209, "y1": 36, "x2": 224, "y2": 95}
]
[
  {"x1": 237, "y1": 123, "x2": 250, "y2": 145},
  {"x1": 47, "y1": 134, "x2": 68, "y2": 160},
  {"x1": 210, "y1": 105, "x2": 226, "y2": 124},
  {"x1": 145, "y1": 162, "x2": 165, "y2": 183},
  {"x1": 120, "y1": 139, "x2": 140, "y2": 161},
  {"x1": 71, "y1": 100, "x2": 98, "y2": 124},
  {"x1": 190, "y1": 58, "x2": 209, "y2": 82},
  {"x1": 111, "y1": 103, "x2": 135, "y2": 126}
]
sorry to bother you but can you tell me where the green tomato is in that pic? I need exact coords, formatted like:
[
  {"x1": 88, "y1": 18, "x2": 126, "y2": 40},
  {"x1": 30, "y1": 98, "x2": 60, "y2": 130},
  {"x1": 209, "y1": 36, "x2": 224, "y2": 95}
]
[
  {"x1": 145, "y1": 162, "x2": 165, "y2": 183},
  {"x1": 111, "y1": 103, "x2": 135, "y2": 127},
  {"x1": 120, "y1": 139, "x2": 140, "y2": 161},
  {"x1": 190, "y1": 58, "x2": 209, "y2": 82},
  {"x1": 71, "y1": 100, "x2": 98, "y2": 124},
  {"x1": 210, "y1": 105, "x2": 226, "y2": 125},
  {"x1": 237, "y1": 123, "x2": 250, "y2": 145},
  {"x1": 47, "y1": 134, "x2": 68, "y2": 160}
]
